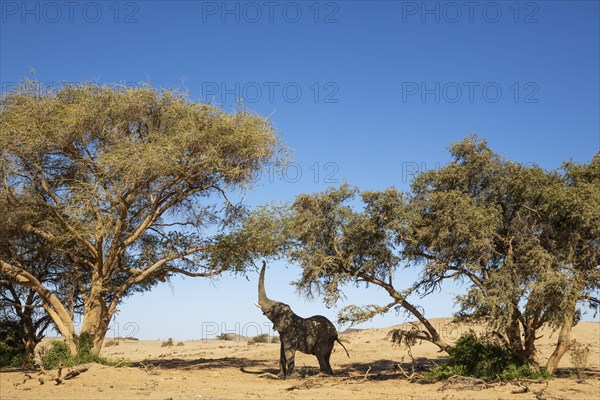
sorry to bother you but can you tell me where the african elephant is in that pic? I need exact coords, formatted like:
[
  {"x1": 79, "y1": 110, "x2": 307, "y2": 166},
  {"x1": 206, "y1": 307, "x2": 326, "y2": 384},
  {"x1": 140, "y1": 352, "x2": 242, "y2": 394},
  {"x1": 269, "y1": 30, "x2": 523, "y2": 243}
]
[{"x1": 255, "y1": 261, "x2": 349, "y2": 378}]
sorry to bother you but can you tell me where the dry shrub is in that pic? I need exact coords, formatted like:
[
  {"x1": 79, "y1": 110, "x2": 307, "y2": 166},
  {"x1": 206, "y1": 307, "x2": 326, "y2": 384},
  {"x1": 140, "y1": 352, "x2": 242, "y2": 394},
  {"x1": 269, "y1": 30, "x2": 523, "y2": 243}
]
[{"x1": 569, "y1": 340, "x2": 590, "y2": 378}]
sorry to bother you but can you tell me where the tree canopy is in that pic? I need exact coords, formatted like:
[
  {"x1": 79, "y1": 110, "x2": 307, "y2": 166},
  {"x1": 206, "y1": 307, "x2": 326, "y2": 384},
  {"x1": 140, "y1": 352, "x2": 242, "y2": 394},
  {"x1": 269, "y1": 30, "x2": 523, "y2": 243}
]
[{"x1": 0, "y1": 80, "x2": 281, "y2": 355}]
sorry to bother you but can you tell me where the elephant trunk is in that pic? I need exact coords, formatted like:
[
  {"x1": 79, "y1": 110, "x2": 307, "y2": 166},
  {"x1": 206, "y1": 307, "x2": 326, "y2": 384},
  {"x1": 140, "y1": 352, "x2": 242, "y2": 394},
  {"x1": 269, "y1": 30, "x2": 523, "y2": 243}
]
[{"x1": 258, "y1": 261, "x2": 275, "y2": 311}]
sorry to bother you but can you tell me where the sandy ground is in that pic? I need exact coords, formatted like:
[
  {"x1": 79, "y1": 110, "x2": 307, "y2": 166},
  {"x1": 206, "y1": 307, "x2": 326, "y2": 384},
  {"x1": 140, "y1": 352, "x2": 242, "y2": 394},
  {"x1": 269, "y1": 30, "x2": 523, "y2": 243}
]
[{"x1": 1, "y1": 318, "x2": 599, "y2": 400}]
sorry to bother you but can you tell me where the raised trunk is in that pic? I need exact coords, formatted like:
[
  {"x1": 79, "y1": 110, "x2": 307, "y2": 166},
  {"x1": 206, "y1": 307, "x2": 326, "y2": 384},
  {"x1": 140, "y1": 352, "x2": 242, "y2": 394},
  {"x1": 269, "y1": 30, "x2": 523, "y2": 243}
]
[
  {"x1": 258, "y1": 261, "x2": 275, "y2": 311},
  {"x1": 545, "y1": 305, "x2": 575, "y2": 374}
]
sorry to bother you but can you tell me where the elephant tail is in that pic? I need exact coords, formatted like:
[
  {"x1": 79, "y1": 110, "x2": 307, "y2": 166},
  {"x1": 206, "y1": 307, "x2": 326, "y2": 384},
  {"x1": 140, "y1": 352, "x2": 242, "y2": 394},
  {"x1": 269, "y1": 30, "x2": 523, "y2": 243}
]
[{"x1": 336, "y1": 338, "x2": 350, "y2": 358}]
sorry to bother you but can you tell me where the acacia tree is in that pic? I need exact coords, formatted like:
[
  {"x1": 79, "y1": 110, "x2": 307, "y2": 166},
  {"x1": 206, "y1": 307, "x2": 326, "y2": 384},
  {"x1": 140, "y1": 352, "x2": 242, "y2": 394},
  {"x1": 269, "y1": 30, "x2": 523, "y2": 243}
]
[
  {"x1": 0, "y1": 81, "x2": 280, "y2": 355},
  {"x1": 228, "y1": 137, "x2": 598, "y2": 374},
  {"x1": 407, "y1": 138, "x2": 599, "y2": 372}
]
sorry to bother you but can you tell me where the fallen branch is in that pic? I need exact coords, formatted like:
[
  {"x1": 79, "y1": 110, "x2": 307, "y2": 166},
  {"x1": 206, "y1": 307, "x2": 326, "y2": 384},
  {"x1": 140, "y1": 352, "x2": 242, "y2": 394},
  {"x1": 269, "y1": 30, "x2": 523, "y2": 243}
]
[
  {"x1": 438, "y1": 375, "x2": 498, "y2": 392},
  {"x1": 395, "y1": 350, "x2": 423, "y2": 381},
  {"x1": 139, "y1": 362, "x2": 160, "y2": 375},
  {"x1": 64, "y1": 366, "x2": 88, "y2": 380},
  {"x1": 54, "y1": 365, "x2": 63, "y2": 385},
  {"x1": 53, "y1": 365, "x2": 89, "y2": 385},
  {"x1": 361, "y1": 366, "x2": 372, "y2": 382}
]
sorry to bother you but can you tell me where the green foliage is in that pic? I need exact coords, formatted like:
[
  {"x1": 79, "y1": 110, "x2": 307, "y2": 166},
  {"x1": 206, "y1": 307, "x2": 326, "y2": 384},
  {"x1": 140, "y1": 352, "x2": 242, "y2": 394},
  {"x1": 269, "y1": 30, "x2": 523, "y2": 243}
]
[
  {"x1": 0, "y1": 332, "x2": 27, "y2": 367},
  {"x1": 41, "y1": 340, "x2": 70, "y2": 369},
  {"x1": 161, "y1": 338, "x2": 174, "y2": 347},
  {"x1": 1, "y1": 78, "x2": 282, "y2": 357},
  {"x1": 425, "y1": 333, "x2": 551, "y2": 381},
  {"x1": 41, "y1": 340, "x2": 130, "y2": 370},
  {"x1": 339, "y1": 304, "x2": 396, "y2": 326},
  {"x1": 76, "y1": 333, "x2": 94, "y2": 355},
  {"x1": 426, "y1": 364, "x2": 468, "y2": 380}
]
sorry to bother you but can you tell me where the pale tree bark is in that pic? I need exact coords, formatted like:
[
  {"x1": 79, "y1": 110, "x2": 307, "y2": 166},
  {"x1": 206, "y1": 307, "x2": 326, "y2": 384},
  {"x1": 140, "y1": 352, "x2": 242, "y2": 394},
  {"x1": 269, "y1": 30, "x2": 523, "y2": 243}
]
[
  {"x1": 545, "y1": 304, "x2": 576, "y2": 374},
  {"x1": 0, "y1": 260, "x2": 78, "y2": 355},
  {"x1": 79, "y1": 281, "x2": 111, "y2": 355}
]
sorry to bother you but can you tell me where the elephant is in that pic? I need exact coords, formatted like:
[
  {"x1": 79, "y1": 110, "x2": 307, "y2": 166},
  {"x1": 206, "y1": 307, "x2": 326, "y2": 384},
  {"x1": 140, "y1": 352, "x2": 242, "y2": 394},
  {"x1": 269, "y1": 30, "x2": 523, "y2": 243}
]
[{"x1": 255, "y1": 261, "x2": 349, "y2": 378}]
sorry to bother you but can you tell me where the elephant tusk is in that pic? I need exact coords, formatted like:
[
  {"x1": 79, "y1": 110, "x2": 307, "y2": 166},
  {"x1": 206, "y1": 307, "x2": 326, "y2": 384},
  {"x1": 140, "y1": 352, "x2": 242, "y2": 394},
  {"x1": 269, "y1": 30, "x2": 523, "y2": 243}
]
[{"x1": 253, "y1": 301, "x2": 261, "y2": 309}]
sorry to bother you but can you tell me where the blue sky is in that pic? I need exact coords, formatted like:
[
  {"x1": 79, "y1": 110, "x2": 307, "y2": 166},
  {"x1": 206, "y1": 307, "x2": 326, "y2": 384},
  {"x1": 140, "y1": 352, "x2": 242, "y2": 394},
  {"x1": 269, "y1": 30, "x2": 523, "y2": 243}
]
[{"x1": 1, "y1": 1, "x2": 598, "y2": 339}]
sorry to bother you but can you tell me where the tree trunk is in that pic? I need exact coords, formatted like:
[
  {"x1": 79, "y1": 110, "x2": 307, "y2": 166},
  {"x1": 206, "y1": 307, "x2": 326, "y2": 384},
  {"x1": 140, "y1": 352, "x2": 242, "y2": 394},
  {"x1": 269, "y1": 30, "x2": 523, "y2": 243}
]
[
  {"x1": 399, "y1": 298, "x2": 452, "y2": 353},
  {"x1": 80, "y1": 289, "x2": 111, "y2": 356},
  {"x1": 521, "y1": 324, "x2": 540, "y2": 370},
  {"x1": 506, "y1": 313, "x2": 524, "y2": 359},
  {"x1": 546, "y1": 306, "x2": 575, "y2": 374},
  {"x1": 1, "y1": 261, "x2": 78, "y2": 355},
  {"x1": 23, "y1": 336, "x2": 37, "y2": 366}
]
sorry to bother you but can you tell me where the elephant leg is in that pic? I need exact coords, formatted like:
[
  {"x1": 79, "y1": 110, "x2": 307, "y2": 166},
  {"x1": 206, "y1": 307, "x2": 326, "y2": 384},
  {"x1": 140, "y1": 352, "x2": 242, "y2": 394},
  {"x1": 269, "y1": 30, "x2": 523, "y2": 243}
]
[
  {"x1": 317, "y1": 349, "x2": 334, "y2": 375},
  {"x1": 278, "y1": 341, "x2": 286, "y2": 377},
  {"x1": 324, "y1": 349, "x2": 334, "y2": 375},
  {"x1": 284, "y1": 347, "x2": 298, "y2": 378}
]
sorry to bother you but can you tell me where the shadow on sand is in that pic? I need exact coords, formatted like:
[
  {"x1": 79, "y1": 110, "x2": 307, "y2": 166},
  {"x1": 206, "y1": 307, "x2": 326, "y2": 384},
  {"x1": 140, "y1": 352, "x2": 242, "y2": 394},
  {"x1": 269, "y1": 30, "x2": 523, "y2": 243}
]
[
  {"x1": 134, "y1": 355, "x2": 600, "y2": 382},
  {"x1": 134, "y1": 356, "x2": 273, "y2": 372}
]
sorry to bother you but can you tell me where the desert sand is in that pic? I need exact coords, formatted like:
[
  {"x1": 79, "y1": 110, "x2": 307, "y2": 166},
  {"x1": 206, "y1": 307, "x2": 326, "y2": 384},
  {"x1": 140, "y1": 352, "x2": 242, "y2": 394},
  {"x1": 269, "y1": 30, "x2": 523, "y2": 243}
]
[{"x1": 2, "y1": 318, "x2": 599, "y2": 400}]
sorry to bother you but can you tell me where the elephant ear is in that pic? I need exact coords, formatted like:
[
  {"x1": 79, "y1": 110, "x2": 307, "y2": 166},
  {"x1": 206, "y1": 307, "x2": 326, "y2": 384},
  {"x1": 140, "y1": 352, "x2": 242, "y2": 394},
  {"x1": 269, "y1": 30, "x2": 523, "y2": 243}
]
[{"x1": 258, "y1": 261, "x2": 276, "y2": 311}]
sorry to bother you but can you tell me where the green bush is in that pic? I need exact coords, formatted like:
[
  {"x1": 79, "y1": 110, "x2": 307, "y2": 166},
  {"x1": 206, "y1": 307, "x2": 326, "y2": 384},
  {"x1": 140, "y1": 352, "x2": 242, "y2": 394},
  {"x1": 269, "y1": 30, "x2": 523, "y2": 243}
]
[
  {"x1": 161, "y1": 338, "x2": 174, "y2": 347},
  {"x1": 425, "y1": 332, "x2": 551, "y2": 381},
  {"x1": 0, "y1": 333, "x2": 27, "y2": 367},
  {"x1": 41, "y1": 339, "x2": 129, "y2": 370}
]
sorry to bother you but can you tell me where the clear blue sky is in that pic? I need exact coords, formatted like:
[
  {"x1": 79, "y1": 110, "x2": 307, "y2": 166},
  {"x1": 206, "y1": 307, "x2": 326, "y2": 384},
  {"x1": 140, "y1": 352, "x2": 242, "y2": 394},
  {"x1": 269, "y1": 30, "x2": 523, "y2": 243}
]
[{"x1": 1, "y1": 1, "x2": 598, "y2": 339}]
